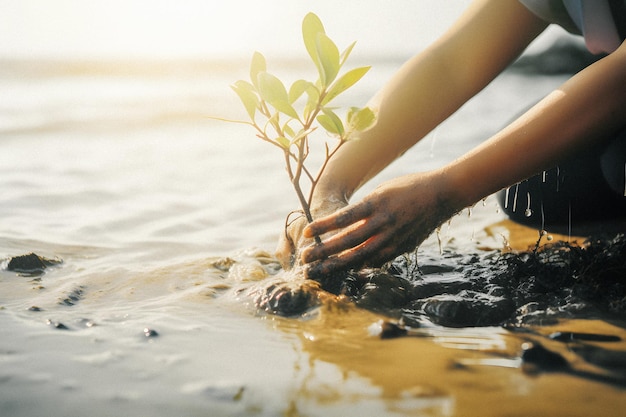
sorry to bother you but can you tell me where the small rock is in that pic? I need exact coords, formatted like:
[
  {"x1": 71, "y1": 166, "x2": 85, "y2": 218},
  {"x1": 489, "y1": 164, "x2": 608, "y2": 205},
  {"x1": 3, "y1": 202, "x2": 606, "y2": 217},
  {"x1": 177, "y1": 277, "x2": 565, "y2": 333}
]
[
  {"x1": 521, "y1": 342, "x2": 568, "y2": 373},
  {"x1": 143, "y1": 328, "x2": 159, "y2": 338},
  {"x1": 7, "y1": 253, "x2": 62, "y2": 274},
  {"x1": 379, "y1": 321, "x2": 408, "y2": 340},
  {"x1": 46, "y1": 319, "x2": 70, "y2": 330}
]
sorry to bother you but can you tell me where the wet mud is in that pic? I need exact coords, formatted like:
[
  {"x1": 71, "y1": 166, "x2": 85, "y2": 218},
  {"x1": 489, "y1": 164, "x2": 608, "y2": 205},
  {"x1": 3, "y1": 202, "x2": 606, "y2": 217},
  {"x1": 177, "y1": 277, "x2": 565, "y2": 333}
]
[{"x1": 225, "y1": 232, "x2": 626, "y2": 388}]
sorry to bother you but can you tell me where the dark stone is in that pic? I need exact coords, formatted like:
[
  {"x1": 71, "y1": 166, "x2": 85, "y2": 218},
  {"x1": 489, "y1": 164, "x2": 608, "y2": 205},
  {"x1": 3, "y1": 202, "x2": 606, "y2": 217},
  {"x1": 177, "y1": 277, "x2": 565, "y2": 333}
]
[
  {"x1": 521, "y1": 343, "x2": 569, "y2": 372},
  {"x1": 253, "y1": 280, "x2": 321, "y2": 317},
  {"x1": 58, "y1": 286, "x2": 85, "y2": 306},
  {"x1": 7, "y1": 253, "x2": 62, "y2": 275},
  {"x1": 354, "y1": 273, "x2": 411, "y2": 313},
  {"x1": 46, "y1": 319, "x2": 70, "y2": 330},
  {"x1": 379, "y1": 321, "x2": 407, "y2": 339},
  {"x1": 143, "y1": 328, "x2": 159, "y2": 338},
  {"x1": 410, "y1": 274, "x2": 472, "y2": 299},
  {"x1": 408, "y1": 290, "x2": 516, "y2": 328}
]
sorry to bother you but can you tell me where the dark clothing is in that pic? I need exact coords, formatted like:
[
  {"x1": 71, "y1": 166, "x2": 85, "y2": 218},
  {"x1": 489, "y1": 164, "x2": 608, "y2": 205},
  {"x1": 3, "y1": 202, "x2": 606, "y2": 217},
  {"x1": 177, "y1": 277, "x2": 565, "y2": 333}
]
[{"x1": 498, "y1": 129, "x2": 626, "y2": 231}]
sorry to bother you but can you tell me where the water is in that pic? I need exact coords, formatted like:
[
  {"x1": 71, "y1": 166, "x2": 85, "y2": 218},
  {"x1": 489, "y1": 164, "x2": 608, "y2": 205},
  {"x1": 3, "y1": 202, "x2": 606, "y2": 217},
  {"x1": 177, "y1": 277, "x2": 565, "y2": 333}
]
[{"x1": 1, "y1": 54, "x2": 625, "y2": 416}]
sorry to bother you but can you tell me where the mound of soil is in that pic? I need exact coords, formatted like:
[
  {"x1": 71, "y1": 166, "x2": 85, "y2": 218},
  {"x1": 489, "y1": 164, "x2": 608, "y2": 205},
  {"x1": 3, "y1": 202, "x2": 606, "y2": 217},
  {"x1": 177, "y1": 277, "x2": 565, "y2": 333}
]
[{"x1": 322, "y1": 233, "x2": 626, "y2": 328}]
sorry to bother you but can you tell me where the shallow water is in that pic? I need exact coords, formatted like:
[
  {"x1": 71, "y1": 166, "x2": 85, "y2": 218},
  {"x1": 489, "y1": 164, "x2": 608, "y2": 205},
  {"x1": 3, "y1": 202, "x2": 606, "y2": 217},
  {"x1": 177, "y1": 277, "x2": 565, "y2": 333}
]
[{"x1": 1, "y1": 57, "x2": 625, "y2": 416}]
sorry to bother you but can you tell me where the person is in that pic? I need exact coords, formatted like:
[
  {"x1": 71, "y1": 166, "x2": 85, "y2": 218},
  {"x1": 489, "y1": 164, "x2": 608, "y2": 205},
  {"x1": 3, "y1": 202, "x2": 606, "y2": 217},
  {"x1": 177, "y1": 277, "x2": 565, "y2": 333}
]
[{"x1": 276, "y1": 0, "x2": 626, "y2": 279}]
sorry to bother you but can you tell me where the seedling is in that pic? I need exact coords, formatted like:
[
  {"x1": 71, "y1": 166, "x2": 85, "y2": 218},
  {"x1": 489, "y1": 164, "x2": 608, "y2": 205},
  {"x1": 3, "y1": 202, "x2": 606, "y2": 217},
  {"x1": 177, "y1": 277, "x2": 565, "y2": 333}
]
[{"x1": 223, "y1": 13, "x2": 375, "y2": 245}]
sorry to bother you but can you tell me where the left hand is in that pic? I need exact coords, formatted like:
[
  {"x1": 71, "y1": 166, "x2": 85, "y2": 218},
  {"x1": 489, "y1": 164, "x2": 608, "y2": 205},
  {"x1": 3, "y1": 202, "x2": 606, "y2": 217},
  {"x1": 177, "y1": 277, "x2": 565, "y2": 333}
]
[
  {"x1": 300, "y1": 171, "x2": 459, "y2": 279},
  {"x1": 275, "y1": 195, "x2": 349, "y2": 270}
]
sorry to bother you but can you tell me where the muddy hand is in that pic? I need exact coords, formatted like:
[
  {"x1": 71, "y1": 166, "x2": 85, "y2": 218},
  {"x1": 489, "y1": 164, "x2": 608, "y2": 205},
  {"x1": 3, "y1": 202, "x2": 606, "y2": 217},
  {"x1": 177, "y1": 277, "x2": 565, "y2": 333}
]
[
  {"x1": 301, "y1": 201, "x2": 405, "y2": 278},
  {"x1": 301, "y1": 173, "x2": 456, "y2": 279},
  {"x1": 275, "y1": 212, "x2": 309, "y2": 270},
  {"x1": 275, "y1": 197, "x2": 349, "y2": 270}
]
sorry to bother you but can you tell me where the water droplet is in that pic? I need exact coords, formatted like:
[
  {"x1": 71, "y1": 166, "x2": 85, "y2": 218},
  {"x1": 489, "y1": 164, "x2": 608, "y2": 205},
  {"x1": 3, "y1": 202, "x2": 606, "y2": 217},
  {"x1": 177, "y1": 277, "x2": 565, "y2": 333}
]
[
  {"x1": 524, "y1": 209, "x2": 532, "y2": 217},
  {"x1": 504, "y1": 188, "x2": 510, "y2": 209},
  {"x1": 546, "y1": 235, "x2": 553, "y2": 241}
]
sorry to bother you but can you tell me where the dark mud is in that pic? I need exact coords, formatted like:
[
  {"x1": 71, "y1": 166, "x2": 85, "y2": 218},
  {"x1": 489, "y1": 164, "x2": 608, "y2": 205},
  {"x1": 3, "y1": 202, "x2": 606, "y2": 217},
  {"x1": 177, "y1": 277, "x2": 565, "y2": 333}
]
[
  {"x1": 239, "y1": 233, "x2": 626, "y2": 326},
  {"x1": 238, "y1": 233, "x2": 626, "y2": 386},
  {"x1": 334, "y1": 233, "x2": 626, "y2": 328}
]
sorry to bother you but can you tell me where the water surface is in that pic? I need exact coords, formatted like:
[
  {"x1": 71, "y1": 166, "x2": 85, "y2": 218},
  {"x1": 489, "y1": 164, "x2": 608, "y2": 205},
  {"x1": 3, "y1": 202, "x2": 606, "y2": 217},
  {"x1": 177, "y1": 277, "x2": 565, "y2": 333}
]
[{"x1": 1, "y1": 56, "x2": 624, "y2": 416}]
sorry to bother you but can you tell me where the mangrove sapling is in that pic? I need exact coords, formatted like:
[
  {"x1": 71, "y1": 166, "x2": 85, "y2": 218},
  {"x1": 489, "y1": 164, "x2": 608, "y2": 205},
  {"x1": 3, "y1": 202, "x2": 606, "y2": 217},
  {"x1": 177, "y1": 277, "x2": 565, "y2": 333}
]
[{"x1": 223, "y1": 12, "x2": 376, "y2": 248}]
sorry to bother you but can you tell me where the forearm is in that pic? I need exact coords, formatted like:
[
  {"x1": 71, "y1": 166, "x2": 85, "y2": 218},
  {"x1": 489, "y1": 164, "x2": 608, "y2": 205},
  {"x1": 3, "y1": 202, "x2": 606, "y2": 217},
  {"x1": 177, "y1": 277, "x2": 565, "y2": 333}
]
[
  {"x1": 313, "y1": 50, "x2": 470, "y2": 204},
  {"x1": 447, "y1": 45, "x2": 626, "y2": 209},
  {"x1": 312, "y1": 0, "x2": 546, "y2": 207}
]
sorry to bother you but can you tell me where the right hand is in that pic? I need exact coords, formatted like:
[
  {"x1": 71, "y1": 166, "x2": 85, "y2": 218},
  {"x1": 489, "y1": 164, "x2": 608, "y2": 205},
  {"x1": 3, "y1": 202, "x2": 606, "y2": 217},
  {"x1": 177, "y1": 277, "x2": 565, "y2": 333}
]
[{"x1": 300, "y1": 171, "x2": 460, "y2": 279}]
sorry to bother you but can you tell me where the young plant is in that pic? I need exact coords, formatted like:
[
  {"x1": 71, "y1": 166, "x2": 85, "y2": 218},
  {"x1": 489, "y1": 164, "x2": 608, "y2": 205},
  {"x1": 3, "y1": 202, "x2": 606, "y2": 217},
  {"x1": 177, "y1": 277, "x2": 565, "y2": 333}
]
[{"x1": 228, "y1": 12, "x2": 375, "y2": 245}]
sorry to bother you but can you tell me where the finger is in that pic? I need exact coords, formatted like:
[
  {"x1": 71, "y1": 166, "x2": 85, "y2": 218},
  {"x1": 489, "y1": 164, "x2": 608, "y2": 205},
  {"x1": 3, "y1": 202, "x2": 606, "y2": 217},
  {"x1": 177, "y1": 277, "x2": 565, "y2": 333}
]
[
  {"x1": 305, "y1": 234, "x2": 388, "y2": 279},
  {"x1": 300, "y1": 214, "x2": 387, "y2": 264},
  {"x1": 303, "y1": 201, "x2": 373, "y2": 238}
]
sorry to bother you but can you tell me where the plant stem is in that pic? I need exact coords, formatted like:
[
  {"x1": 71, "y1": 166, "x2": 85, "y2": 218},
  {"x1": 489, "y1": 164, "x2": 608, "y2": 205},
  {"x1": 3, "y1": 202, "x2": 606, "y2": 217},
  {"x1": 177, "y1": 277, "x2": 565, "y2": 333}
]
[{"x1": 287, "y1": 138, "x2": 322, "y2": 245}]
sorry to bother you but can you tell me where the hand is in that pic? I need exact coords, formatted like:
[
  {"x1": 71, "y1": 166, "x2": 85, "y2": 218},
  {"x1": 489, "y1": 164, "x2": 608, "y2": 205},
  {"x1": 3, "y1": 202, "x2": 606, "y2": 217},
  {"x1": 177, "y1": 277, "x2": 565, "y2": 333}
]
[
  {"x1": 275, "y1": 196, "x2": 348, "y2": 270},
  {"x1": 300, "y1": 171, "x2": 458, "y2": 279}
]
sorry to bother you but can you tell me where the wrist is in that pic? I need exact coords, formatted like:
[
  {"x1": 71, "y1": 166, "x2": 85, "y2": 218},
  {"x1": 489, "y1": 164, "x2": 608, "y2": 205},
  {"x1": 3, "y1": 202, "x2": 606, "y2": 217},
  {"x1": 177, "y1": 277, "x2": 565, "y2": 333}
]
[{"x1": 433, "y1": 165, "x2": 477, "y2": 214}]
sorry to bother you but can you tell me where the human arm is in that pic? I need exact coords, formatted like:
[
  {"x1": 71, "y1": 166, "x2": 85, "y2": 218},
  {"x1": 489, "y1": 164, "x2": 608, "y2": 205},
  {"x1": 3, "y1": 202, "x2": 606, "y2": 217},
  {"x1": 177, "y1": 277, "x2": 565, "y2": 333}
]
[
  {"x1": 300, "y1": 2, "x2": 626, "y2": 277},
  {"x1": 275, "y1": 0, "x2": 548, "y2": 268}
]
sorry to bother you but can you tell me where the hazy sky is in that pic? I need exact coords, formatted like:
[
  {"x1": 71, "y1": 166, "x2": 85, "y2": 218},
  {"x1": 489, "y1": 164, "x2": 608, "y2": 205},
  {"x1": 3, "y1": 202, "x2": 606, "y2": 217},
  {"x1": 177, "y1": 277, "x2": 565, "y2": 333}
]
[{"x1": 0, "y1": 0, "x2": 472, "y2": 59}]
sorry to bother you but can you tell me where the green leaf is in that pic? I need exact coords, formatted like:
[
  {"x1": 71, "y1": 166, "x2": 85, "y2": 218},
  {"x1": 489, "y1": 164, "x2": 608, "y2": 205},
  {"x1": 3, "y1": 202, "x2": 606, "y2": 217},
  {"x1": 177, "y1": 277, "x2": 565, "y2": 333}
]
[
  {"x1": 283, "y1": 122, "x2": 295, "y2": 138},
  {"x1": 257, "y1": 72, "x2": 299, "y2": 119},
  {"x1": 317, "y1": 108, "x2": 344, "y2": 135},
  {"x1": 250, "y1": 52, "x2": 266, "y2": 89},
  {"x1": 340, "y1": 41, "x2": 356, "y2": 66},
  {"x1": 322, "y1": 66, "x2": 370, "y2": 105},
  {"x1": 302, "y1": 13, "x2": 325, "y2": 80},
  {"x1": 289, "y1": 79, "x2": 312, "y2": 104},
  {"x1": 265, "y1": 112, "x2": 280, "y2": 132},
  {"x1": 231, "y1": 80, "x2": 259, "y2": 120},
  {"x1": 347, "y1": 106, "x2": 376, "y2": 132},
  {"x1": 316, "y1": 32, "x2": 340, "y2": 87}
]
